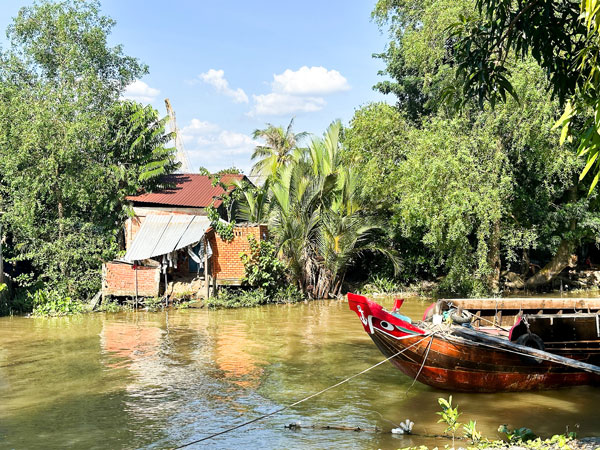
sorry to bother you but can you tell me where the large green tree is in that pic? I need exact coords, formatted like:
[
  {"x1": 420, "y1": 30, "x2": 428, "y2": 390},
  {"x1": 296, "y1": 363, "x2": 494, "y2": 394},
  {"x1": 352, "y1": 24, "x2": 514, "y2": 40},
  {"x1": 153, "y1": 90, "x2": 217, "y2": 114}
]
[
  {"x1": 342, "y1": 0, "x2": 600, "y2": 294},
  {"x1": 0, "y1": 1, "x2": 177, "y2": 301},
  {"x1": 450, "y1": 0, "x2": 600, "y2": 192}
]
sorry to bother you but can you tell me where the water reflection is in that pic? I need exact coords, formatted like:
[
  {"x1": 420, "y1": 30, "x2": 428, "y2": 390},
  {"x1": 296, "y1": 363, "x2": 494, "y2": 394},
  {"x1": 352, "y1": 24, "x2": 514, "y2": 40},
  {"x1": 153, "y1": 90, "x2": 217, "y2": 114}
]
[{"x1": 0, "y1": 298, "x2": 598, "y2": 449}]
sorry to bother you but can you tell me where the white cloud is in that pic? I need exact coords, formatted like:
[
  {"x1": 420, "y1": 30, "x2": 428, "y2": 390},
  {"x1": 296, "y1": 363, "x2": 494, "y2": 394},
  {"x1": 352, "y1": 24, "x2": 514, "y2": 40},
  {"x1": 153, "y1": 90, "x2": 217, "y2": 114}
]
[
  {"x1": 248, "y1": 66, "x2": 348, "y2": 116},
  {"x1": 272, "y1": 66, "x2": 350, "y2": 95},
  {"x1": 199, "y1": 69, "x2": 248, "y2": 103},
  {"x1": 122, "y1": 80, "x2": 160, "y2": 103},
  {"x1": 179, "y1": 118, "x2": 258, "y2": 173},
  {"x1": 250, "y1": 93, "x2": 326, "y2": 116},
  {"x1": 181, "y1": 118, "x2": 220, "y2": 135},
  {"x1": 218, "y1": 130, "x2": 258, "y2": 151}
]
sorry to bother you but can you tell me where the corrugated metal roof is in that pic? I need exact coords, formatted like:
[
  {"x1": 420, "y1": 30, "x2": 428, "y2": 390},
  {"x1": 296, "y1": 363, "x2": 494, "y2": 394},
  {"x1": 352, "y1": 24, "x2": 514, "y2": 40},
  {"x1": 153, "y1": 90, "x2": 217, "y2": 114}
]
[
  {"x1": 123, "y1": 215, "x2": 211, "y2": 262},
  {"x1": 126, "y1": 174, "x2": 246, "y2": 208}
]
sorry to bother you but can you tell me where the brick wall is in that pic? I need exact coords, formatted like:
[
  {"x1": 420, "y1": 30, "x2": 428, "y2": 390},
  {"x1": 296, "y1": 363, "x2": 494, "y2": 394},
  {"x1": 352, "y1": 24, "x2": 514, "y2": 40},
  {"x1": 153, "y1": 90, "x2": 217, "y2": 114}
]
[
  {"x1": 102, "y1": 262, "x2": 161, "y2": 297},
  {"x1": 208, "y1": 225, "x2": 268, "y2": 282}
]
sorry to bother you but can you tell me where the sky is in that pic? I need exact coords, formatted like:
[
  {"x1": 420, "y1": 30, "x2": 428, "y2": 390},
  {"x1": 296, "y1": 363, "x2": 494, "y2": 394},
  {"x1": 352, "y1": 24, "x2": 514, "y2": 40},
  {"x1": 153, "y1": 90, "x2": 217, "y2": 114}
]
[{"x1": 0, "y1": 1, "x2": 392, "y2": 174}]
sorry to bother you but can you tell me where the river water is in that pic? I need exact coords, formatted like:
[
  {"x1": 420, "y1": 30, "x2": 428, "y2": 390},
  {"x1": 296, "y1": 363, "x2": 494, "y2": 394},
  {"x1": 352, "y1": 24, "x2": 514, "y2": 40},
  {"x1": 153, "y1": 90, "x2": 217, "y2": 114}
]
[{"x1": 0, "y1": 297, "x2": 599, "y2": 449}]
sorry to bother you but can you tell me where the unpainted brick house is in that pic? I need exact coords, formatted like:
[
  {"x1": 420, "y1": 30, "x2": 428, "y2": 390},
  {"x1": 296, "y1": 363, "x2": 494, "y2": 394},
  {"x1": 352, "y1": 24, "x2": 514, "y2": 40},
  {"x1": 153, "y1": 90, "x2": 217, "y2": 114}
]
[{"x1": 102, "y1": 173, "x2": 267, "y2": 300}]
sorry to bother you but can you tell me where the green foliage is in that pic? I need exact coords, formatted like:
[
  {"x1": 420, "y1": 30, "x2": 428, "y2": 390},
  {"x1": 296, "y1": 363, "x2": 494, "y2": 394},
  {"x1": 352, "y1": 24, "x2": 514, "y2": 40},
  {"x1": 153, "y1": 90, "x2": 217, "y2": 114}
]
[
  {"x1": 234, "y1": 178, "x2": 270, "y2": 223},
  {"x1": 372, "y1": 0, "x2": 472, "y2": 122},
  {"x1": 0, "y1": 283, "x2": 6, "y2": 293},
  {"x1": 207, "y1": 205, "x2": 234, "y2": 242},
  {"x1": 30, "y1": 289, "x2": 85, "y2": 317},
  {"x1": 463, "y1": 420, "x2": 482, "y2": 444},
  {"x1": 343, "y1": 0, "x2": 600, "y2": 295},
  {"x1": 0, "y1": 1, "x2": 177, "y2": 307},
  {"x1": 258, "y1": 120, "x2": 399, "y2": 299},
  {"x1": 451, "y1": 0, "x2": 600, "y2": 191},
  {"x1": 173, "y1": 299, "x2": 199, "y2": 310},
  {"x1": 206, "y1": 288, "x2": 267, "y2": 309},
  {"x1": 401, "y1": 433, "x2": 578, "y2": 450},
  {"x1": 361, "y1": 274, "x2": 402, "y2": 295},
  {"x1": 205, "y1": 285, "x2": 303, "y2": 309},
  {"x1": 241, "y1": 236, "x2": 287, "y2": 296},
  {"x1": 96, "y1": 299, "x2": 126, "y2": 313},
  {"x1": 143, "y1": 296, "x2": 163, "y2": 312},
  {"x1": 437, "y1": 396, "x2": 462, "y2": 445},
  {"x1": 200, "y1": 167, "x2": 244, "y2": 242},
  {"x1": 498, "y1": 424, "x2": 538, "y2": 444},
  {"x1": 402, "y1": 398, "x2": 579, "y2": 450},
  {"x1": 0, "y1": 287, "x2": 33, "y2": 316}
]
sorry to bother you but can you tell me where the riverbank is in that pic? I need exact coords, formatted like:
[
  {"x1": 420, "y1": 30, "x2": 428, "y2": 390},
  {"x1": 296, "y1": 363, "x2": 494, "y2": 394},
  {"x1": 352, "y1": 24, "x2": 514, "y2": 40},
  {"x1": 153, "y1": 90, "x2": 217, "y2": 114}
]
[{"x1": 399, "y1": 437, "x2": 600, "y2": 450}]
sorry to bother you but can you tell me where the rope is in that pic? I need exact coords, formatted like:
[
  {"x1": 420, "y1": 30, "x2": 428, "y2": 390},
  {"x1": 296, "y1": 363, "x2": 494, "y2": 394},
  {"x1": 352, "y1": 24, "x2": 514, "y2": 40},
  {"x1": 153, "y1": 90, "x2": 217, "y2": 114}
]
[
  {"x1": 405, "y1": 333, "x2": 435, "y2": 396},
  {"x1": 172, "y1": 332, "x2": 433, "y2": 449}
]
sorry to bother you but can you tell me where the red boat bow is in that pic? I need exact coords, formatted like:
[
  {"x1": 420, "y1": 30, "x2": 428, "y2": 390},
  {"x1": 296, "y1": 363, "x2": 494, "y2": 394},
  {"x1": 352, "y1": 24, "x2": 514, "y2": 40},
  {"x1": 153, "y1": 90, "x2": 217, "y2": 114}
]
[{"x1": 348, "y1": 292, "x2": 425, "y2": 338}]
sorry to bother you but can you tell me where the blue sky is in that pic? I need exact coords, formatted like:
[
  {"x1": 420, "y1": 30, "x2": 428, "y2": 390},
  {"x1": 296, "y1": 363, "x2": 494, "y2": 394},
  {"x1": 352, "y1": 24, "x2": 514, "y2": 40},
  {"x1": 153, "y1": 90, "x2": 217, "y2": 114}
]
[{"x1": 0, "y1": 1, "x2": 391, "y2": 174}]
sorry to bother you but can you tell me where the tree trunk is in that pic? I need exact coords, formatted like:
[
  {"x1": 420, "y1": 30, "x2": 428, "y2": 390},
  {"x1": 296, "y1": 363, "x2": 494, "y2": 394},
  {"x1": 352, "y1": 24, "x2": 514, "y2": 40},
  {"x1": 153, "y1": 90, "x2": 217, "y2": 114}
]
[
  {"x1": 524, "y1": 182, "x2": 578, "y2": 289},
  {"x1": 524, "y1": 239, "x2": 577, "y2": 289},
  {"x1": 487, "y1": 220, "x2": 501, "y2": 292}
]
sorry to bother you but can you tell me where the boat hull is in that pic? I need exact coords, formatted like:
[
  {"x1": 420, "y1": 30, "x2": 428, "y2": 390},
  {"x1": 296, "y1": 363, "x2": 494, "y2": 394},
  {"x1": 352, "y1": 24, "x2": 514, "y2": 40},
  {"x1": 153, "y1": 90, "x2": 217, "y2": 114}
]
[
  {"x1": 370, "y1": 329, "x2": 595, "y2": 392},
  {"x1": 348, "y1": 293, "x2": 600, "y2": 392}
]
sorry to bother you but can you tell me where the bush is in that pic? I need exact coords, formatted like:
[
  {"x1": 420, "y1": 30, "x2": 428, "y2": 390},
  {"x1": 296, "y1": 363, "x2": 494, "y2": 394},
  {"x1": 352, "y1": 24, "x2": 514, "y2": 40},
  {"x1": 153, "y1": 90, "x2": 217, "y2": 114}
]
[
  {"x1": 241, "y1": 236, "x2": 287, "y2": 296},
  {"x1": 30, "y1": 289, "x2": 85, "y2": 317},
  {"x1": 206, "y1": 285, "x2": 304, "y2": 309},
  {"x1": 142, "y1": 296, "x2": 164, "y2": 311},
  {"x1": 97, "y1": 298, "x2": 128, "y2": 313},
  {"x1": 361, "y1": 274, "x2": 403, "y2": 294}
]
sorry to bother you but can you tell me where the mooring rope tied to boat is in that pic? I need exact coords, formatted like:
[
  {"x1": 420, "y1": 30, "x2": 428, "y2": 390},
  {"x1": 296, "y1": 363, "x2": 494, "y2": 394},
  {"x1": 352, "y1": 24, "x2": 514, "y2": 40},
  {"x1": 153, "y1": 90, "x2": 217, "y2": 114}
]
[
  {"x1": 172, "y1": 332, "x2": 435, "y2": 449},
  {"x1": 405, "y1": 333, "x2": 435, "y2": 396}
]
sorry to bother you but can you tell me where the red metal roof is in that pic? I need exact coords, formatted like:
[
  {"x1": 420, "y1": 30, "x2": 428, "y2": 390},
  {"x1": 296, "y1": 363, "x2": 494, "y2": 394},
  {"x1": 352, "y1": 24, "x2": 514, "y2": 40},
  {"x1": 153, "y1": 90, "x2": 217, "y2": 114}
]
[{"x1": 126, "y1": 173, "x2": 246, "y2": 208}]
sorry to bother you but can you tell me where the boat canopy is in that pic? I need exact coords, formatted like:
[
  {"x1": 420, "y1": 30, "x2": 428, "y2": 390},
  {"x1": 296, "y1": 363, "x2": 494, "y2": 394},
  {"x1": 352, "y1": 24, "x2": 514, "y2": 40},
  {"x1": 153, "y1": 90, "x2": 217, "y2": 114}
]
[{"x1": 123, "y1": 215, "x2": 211, "y2": 263}]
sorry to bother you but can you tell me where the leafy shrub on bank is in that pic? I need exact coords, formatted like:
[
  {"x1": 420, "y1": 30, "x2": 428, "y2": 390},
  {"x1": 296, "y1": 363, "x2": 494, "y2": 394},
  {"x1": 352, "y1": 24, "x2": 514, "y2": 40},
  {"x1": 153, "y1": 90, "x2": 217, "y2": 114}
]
[
  {"x1": 206, "y1": 285, "x2": 304, "y2": 309},
  {"x1": 30, "y1": 289, "x2": 85, "y2": 317},
  {"x1": 241, "y1": 236, "x2": 287, "y2": 296},
  {"x1": 360, "y1": 274, "x2": 404, "y2": 295},
  {"x1": 0, "y1": 286, "x2": 34, "y2": 316}
]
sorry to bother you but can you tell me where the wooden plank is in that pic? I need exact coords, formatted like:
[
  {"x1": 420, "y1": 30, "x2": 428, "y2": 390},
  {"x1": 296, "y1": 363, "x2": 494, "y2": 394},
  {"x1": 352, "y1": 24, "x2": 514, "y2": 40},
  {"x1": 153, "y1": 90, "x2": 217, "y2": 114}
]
[
  {"x1": 444, "y1": 297, "x2": 600, "y2": 311},
  {"x1": 453, "y1": 327, "x2": 600, "y2": 376}
]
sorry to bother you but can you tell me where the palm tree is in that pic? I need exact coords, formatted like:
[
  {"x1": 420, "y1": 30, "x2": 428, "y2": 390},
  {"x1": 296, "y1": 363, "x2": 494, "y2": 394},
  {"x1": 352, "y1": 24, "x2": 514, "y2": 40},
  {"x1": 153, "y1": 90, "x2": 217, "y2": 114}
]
[
  {"x1": 233, "y1": 178, "x2": 270, "y2": 223},
  {"x1": 265, "y1": 120, "x2": 398, "y2": 298},
  {"x1": 250, "y1": 118, "x2": 308, "y2": 180},
  {"x1": 317, "y1": 168, "x2": 399, "y2": 297},
  {"x1": 268, "y1": 159, "x2": 337, "y2": 294}
]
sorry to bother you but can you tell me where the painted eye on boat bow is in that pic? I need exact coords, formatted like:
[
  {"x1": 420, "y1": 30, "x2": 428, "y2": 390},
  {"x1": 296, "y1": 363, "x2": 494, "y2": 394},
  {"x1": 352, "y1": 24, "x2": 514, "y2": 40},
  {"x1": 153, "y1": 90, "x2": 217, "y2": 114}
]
[{"x1": 379, "y1": 320, "x2": 395, "y2": 331}]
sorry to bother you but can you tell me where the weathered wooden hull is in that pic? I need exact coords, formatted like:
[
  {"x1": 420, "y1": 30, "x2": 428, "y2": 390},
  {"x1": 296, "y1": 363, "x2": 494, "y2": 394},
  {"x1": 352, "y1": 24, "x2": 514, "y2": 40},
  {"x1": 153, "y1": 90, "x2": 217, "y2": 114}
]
[
  {"x1": 348, "y1": 293, "x2": 600, "y2": 392},
  {"x1": 370, "y1": 329, "x2": 596, "y2": 392}
]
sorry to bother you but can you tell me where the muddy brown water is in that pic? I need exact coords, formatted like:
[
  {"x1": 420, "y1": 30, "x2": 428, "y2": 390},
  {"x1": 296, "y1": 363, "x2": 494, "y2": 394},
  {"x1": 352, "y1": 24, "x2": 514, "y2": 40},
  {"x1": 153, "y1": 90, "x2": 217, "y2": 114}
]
[{"x1": 0, "y1": 297, "x2": 599, "y2": 449}]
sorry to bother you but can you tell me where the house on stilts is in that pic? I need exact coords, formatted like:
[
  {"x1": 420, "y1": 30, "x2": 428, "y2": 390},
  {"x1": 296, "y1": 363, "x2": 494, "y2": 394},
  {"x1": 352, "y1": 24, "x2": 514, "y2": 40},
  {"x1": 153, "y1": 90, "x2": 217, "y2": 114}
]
[{"x1": 102, "y1": 173, "x2": 267, "y2": 301}]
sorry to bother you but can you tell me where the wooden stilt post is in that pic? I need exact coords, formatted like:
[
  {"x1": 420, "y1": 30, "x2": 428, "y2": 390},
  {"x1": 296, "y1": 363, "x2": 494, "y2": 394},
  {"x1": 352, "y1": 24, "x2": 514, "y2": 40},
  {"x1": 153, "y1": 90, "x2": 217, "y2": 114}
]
[
  {"x1": 204, "y1": 236, "x2": 209, "y2": 299},
  {"x1": 134, "y1": 264, "x2": 138, "y2": 309}
]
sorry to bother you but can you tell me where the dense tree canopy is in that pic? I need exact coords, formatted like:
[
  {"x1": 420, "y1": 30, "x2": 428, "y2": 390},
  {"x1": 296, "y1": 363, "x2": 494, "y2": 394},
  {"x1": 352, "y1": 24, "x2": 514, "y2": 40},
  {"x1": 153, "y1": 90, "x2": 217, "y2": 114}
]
[
  {"x1": 0, "y1": 0, "x2": 177, "y2": 303},
  {"x1": 451, "y1": 0, "x2": 600, "y2": 191},
  {"x1": 342, "y1": 0, "x2": 600, "y2": 294}
]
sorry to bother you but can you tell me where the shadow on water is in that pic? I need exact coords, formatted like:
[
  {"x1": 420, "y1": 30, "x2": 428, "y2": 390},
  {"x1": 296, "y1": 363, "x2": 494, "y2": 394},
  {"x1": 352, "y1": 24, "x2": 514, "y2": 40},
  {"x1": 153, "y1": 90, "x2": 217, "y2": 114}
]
[{"x1": 0, "y1": 296, "x2": 598, "y2": 449}]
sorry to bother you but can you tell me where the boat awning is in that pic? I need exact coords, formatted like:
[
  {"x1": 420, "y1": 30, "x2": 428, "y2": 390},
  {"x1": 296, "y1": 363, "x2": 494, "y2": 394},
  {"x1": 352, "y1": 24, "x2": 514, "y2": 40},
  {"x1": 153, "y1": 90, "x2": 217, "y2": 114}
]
[{"x1": 123, "y1": 215, "x2": 211, "y2": 262}]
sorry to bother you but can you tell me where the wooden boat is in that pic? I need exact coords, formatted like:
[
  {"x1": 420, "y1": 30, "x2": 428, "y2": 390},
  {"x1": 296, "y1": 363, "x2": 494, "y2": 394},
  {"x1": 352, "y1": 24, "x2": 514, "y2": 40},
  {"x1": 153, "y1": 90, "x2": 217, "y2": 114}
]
[{"x1": 348, "y1": 293, "x2": 600, "y2": 392}]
